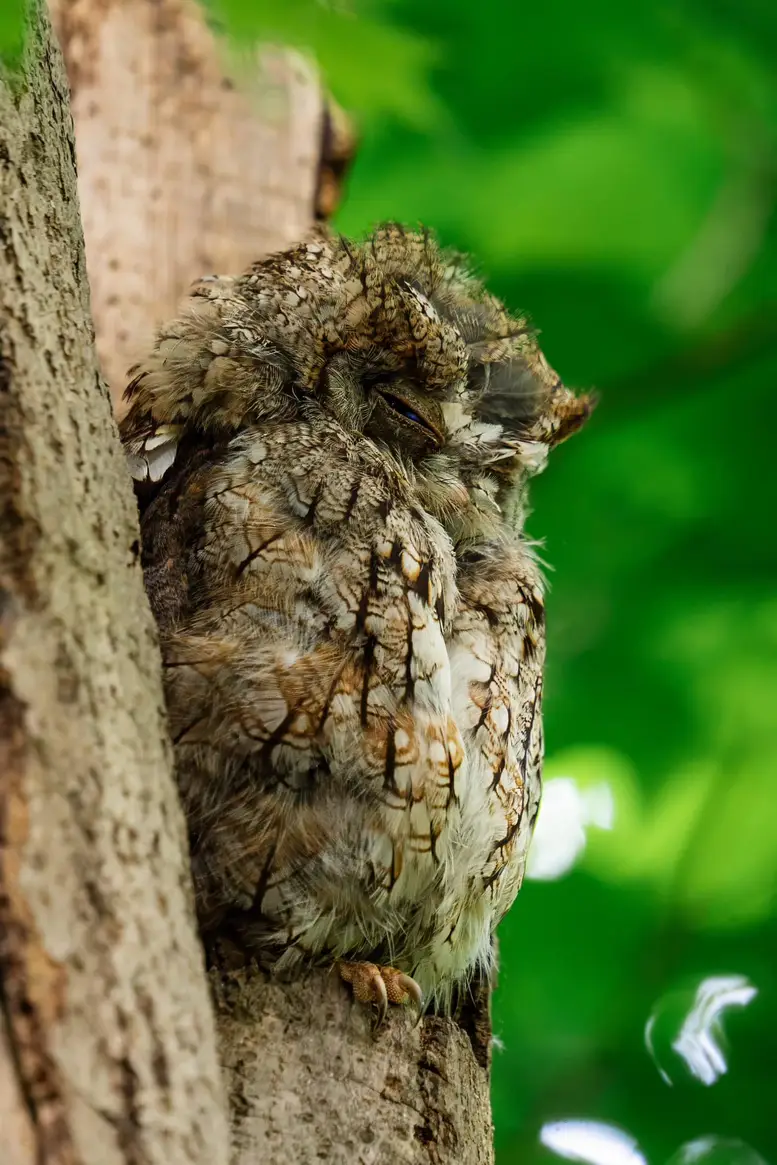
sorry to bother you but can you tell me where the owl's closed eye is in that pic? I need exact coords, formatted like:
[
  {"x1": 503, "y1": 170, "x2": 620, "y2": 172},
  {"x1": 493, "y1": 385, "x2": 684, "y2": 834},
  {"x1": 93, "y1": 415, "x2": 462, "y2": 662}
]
[{"x1": 122, "y1": 226, "x2": 592, "y2": 509}]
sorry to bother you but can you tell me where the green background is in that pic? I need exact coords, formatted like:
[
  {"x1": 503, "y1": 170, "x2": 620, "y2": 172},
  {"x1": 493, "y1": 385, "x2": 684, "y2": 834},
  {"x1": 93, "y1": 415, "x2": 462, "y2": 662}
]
[
  {"x1": 210, "y1": 4, "x2": 777, "y2": 1162},
  {"x1": 10, "y1": 1, "x2": 777, "y2": 1162}
]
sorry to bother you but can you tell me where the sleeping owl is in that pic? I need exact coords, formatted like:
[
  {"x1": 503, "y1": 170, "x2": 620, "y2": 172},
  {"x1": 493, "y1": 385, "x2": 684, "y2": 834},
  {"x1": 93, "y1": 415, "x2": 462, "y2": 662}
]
[{"x1": 120, "y1": 225, "x2": 593, "y2": 1016}]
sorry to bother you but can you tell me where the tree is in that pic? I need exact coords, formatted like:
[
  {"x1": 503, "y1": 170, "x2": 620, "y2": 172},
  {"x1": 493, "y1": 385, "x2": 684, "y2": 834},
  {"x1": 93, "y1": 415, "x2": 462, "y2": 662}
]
[{"x1": 0, "y1": 3, "x2": 493, "y2": 1161}]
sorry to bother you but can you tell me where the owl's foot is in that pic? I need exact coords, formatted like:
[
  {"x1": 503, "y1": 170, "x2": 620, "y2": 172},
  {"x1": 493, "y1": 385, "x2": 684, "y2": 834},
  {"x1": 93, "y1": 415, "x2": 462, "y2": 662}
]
[{"x1": 338, "y1": 960, "x2": 423, "y2": 1023}]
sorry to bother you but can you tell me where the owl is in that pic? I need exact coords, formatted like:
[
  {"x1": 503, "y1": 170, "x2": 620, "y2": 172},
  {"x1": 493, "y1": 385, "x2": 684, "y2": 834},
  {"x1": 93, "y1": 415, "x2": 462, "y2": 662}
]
[{"x1": 120, "y1": 225, "x2": 592, "y2": 1017}]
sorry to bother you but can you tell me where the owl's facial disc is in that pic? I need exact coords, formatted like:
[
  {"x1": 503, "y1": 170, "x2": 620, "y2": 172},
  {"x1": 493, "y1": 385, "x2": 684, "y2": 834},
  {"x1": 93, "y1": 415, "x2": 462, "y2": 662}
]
[{"x1": 364, "y1": 380, "x2": 445, "y2": 458}]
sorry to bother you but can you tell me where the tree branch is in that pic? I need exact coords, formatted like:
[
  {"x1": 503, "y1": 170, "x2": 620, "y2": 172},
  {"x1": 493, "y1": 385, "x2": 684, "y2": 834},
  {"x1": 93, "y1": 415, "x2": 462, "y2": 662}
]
[{"x1": 49, "y1": 0, "x2": 325, "y2": 407}]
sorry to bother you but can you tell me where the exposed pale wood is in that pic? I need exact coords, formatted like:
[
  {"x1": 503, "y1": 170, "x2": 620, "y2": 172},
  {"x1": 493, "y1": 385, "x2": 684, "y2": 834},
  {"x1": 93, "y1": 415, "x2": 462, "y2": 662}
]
[
  {"x1": 50, "y1": 0, "x2": 324, "y2": 405},
  {"x1": 0, "y1": 7, "x2": 229, "y2": 1162}
]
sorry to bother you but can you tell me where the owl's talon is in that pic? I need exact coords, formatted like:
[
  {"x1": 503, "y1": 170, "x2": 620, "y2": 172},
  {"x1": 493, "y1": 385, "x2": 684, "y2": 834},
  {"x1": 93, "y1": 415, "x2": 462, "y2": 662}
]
[
  {"x1": 373, "y1": 969, "x2": 389, "y2": 1024},
  {"x1": 338, "y1": 961, "x2": 423, "y2": 1022},
  {"x1": 395, "y1": 971, "x2": 424, "y2": 1014}
]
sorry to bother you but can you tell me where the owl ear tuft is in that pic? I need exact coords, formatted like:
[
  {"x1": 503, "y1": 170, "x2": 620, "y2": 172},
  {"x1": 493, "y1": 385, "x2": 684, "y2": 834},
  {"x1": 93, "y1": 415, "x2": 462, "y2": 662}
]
[
  {"x1": 470, "y1": 353, "x2": 596, "y2": 448},
  {"x1": 533, "y1": 385, "x2": 597, "y2": 448}
]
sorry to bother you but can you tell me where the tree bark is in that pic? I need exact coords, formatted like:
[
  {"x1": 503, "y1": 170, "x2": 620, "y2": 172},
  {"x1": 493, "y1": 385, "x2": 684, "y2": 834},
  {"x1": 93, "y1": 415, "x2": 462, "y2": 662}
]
[
  {"x1": 1, "y1": 2, "x2": 496, "y2": 1162},
  {"x1": 48, "y1": 0, "x2": 325, "y2": 407},
  {"x1": 216, "y1": 966, "x2": 494, "y2": 1165},
  {"x1": 0, "y1": 8, "x2": 228, "y2": 1163}
]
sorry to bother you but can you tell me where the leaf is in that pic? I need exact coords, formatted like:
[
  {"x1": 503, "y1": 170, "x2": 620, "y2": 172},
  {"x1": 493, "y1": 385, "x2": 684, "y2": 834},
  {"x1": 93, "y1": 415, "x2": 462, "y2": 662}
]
[{"x1": 0, "y1": 0, "x2": 25, "y2": 73}]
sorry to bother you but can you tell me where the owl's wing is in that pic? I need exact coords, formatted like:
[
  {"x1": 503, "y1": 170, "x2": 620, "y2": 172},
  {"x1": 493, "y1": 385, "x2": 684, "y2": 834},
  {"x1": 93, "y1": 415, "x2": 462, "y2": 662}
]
[
  {"x1": 119, "y1": 272, "x2": 293, "y2": 492},
  {"x1": 447, "y1": 541, "x2": 546, "y2": 922},
  {"x1": 142, "y1": 416, "x2": 465, "y2": 942}
]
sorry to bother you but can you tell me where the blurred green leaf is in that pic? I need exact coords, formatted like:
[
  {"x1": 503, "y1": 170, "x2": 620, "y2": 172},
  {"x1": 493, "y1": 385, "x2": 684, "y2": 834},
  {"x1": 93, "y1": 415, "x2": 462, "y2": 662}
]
[
  {"x1": 204, "y1": 0, "x2": 442, "y2": 127},
  {"x1": 0, "y1": 0, "x2": 25, "y2": 72}
]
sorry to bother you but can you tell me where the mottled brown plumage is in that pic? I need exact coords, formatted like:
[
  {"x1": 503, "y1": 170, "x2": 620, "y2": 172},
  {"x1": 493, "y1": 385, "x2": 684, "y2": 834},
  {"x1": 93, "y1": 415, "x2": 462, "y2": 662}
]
[{"x1": 120, "y1": 225, "x2": 592, "y2": 1012}]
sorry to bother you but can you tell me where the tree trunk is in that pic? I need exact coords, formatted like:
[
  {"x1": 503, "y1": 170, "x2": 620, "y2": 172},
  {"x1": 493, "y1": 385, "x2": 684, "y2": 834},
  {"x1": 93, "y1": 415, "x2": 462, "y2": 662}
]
[
  {"x1": 1, "y1": 3, "x2": 495, "y2": 1162},
  {"x1": 0, "y1": 6, "x2": 228, "y2": 1164},
  {"x1": 48, "y1": 0, "x2": 326, "y2": 408}
]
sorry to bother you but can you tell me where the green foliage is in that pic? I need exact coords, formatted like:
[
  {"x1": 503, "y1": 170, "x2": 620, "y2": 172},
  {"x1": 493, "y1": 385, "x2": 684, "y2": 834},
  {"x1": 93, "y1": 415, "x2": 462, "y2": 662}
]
[
  {"x1": 0, "y1": 0, "x2": 25, "y2": 73},
  {"x1": 201, "y1": 0, "x2": 442, "y2": 127},
  {"x1": 206, "y1": 2, "x2": 777, "y2": 1161}
]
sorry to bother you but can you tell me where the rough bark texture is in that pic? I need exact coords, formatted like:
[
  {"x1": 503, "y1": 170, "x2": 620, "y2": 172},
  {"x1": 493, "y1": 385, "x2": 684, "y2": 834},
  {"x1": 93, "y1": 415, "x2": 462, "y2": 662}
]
[
  {"x1": 215, "y1": 965, "x2": 494, "y2": 1165},
  {"x1": 0, "y1": 7, "x2": 228, "y2": 1164},
  {"x1": 49, "y1": 0, "x2": 324, "y2": 405},
  {"x1": 1, "y1": 2, "x2": 496, "y2": 1162}
]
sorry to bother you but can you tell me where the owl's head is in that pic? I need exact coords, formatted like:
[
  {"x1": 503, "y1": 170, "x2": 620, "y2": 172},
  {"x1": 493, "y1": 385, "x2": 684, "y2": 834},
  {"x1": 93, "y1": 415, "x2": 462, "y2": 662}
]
[{"x1": 122, "y1": 225, "x2": 593, "y2": 539}]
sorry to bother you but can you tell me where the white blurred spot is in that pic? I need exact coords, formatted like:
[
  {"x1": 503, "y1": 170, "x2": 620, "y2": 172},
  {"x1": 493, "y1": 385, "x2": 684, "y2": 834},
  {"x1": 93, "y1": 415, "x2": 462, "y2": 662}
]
[
  {"x1": 669, "y1": 1137, "x2": 769, "y2": 1165},
  {"x1": 527, "y1": 777, "x2": 615, "y2": 881},
  {"x1": 644, "y1": 1013, "x2": 674, "y2": 1086},
  {"x1": 540, "y1": 1120, "x2": 647, "y2": 1165},
  {"x1": 671, "y1": 975, "x2": 757, "y2": 1086}
]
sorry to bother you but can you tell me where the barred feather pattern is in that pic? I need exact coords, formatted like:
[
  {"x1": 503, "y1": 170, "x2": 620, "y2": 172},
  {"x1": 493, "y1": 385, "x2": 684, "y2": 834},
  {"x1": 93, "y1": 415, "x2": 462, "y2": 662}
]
[{"x1": 121, "y1": 225, "x2": 592, "y2": 1008}]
